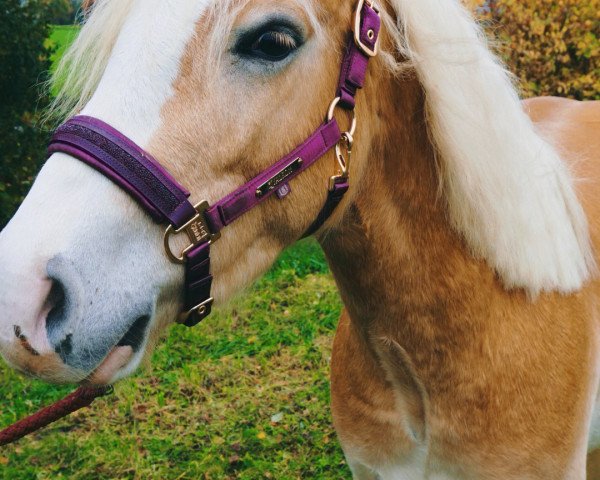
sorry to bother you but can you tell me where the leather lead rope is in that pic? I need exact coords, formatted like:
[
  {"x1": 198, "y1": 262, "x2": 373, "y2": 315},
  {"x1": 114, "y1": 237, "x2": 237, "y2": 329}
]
[{"x1": 0, "y1": 385, "x2": 113, "y2": 447}]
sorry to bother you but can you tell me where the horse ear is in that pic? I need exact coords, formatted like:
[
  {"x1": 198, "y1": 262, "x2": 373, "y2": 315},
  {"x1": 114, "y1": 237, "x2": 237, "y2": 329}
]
[{"x1": 387, "y1": 0, "x2": 595, "y2": 295}]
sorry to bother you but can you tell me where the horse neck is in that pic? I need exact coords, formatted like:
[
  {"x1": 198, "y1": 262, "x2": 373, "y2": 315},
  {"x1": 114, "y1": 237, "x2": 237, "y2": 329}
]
[{"x1": 319, "y1": 76, "x2": 488, "y2": 331}]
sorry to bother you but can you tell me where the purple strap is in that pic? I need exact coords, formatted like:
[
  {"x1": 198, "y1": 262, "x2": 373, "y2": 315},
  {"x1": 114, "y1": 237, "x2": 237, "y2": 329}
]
[
  {"x1": 204, "y1": 120, "x2": 341, "y2": 234},
  {"x1": 183, "y1": 242, "x2": 213, "y2": 327},
  {"x1": 181, "y1": 120, "x2": 340, "y2": 327},
  {"x1": 182, "y1": 120, "x2": 341, "y2": 327},
  {"x1": 46, "y1": 1, "x2": 381, "y2": 327},
  {"x1": 48, "y1": 116, "x2": 197, "y2": 230},
  {"x1": 303, "y1": 179, "x2": 350, "y2": 238},
  {"x1": 337, "y1": 2, "x2": 381, "y2": 110}
]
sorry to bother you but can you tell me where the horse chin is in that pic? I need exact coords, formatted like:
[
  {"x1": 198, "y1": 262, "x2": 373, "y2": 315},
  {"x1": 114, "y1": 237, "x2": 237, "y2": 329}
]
[{"x1": 86, "y1": 345, "x2": 134, "y2": 385}]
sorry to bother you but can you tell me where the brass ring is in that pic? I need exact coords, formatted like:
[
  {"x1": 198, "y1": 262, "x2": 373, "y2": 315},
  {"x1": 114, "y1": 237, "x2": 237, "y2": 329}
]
[{"x1": 326, "y1": 97, "x2": 357, "y2": 137}]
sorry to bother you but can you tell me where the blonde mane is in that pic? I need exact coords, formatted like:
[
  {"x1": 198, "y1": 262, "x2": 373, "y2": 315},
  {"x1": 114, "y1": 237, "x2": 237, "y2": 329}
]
[
  {"x1": 48, "y1": 0, "x2": 135, "y2": 123},
  {"x1": 385, "y1": 0, "x2": 596, "y2": 295},
  {"x1": 48, "y1": 0, "x2": 596, "y2": 295}
]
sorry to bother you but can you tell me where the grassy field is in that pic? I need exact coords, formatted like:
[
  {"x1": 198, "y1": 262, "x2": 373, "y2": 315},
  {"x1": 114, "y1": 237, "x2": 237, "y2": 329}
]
[{"x1": 0, "y1": 27, "x2": 349, "y2": 479}]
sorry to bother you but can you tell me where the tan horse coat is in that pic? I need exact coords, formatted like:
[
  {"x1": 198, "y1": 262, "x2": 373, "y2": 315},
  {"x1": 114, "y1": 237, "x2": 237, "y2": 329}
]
[{"x1": 326, "y1": 80, "x2": 600, "y2": 477}]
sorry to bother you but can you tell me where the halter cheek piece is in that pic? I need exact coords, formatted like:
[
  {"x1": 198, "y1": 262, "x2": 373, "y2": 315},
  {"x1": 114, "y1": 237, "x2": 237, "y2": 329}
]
[{"x1": 48, "y1": 0, "x2": 381, "y2": 328}]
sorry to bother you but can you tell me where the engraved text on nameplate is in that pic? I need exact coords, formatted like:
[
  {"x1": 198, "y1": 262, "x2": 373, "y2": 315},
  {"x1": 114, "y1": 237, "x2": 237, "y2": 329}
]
[
  {"x1": 185, "y1": 219, "x2": 210, "y2": 244},
  {"x1": 255, "y1": 157, "x2": 303, "y2": 198}
]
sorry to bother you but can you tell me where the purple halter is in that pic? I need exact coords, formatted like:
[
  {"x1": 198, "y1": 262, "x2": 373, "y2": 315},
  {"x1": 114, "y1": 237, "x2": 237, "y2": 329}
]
[{"x1": 48, "y1": 0, "x2": 381, "y2": 327}]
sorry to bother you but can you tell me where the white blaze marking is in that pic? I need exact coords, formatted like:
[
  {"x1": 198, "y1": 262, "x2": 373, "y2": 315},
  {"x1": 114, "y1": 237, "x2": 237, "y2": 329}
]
[{"x1": 83, "y1": 0, "x2": 213, "y2": 146}]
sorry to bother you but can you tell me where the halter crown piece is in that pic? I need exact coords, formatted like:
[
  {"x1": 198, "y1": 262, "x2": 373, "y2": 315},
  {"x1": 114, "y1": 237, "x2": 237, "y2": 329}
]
[{"x1": 48, "y1": 0, "x2": 381, "y2": 328}]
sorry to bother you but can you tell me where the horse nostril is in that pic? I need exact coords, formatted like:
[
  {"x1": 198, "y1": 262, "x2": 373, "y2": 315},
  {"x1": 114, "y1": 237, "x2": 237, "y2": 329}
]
[
  {"x1": 56, "y1": 333, "x2": 73, "y2": 360},
  {"x1": 45, "y1": 278, "x2": 67, "y2": 341},
  {"x1": 117, "y1": 316, "x2": 150, "y2": 352}
]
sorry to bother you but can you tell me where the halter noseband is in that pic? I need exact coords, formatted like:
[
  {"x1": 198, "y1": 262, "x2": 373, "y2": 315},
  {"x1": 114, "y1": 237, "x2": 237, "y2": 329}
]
[{"x1": 48, "y1": 0, "x2": 381, "y2": 327}]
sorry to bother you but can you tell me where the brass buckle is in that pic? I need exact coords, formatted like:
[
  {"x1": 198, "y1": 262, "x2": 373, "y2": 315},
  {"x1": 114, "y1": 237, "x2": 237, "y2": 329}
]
[
  {"x1": 329, "y1": 132, "x2": 353, "y2": 191},
  {"x1": 354, "y1": 0, "x2": 380, "y2": 58},
  {"x1": 178, "y1": 297, "x2": 214, "y2": 325},
  {"x1": 164, "y1": 201, "x2": 221, "y2": 264}
]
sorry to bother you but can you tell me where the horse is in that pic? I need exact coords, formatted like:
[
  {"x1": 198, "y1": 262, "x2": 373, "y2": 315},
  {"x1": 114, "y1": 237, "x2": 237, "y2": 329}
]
[{"x1": 0, "y1": 0, "x2": 599, "y2": 477}]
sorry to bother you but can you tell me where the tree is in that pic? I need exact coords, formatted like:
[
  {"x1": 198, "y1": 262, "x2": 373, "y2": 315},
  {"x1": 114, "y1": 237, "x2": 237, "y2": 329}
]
[
  {"x1": 47, "y1": 0, "x2": 75, "y2": 24},
  {"x1": 0, "y1": 0, "x2": 53, "y2": 228},
  {"x1": 477, "y1": 0, "x2": 599, "y2": 99}
]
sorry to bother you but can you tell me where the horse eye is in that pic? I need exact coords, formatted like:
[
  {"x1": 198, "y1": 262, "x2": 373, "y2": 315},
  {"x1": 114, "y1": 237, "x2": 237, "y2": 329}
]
[
  {"x1": 251, "y1": 31, "x2": 296, "y2": 60},
  {"x1": 238, "y1": 29, "x2": 299, "y2": 62}
]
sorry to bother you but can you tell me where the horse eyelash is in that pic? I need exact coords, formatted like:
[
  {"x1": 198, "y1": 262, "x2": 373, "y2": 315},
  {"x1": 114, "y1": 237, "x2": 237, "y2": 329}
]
[
  {"x1": 270, "y1": 31, "x2": 298, "y2": 49},
  {"x1": 252, "y1": 31, "x2": 298, "y2": 51}
]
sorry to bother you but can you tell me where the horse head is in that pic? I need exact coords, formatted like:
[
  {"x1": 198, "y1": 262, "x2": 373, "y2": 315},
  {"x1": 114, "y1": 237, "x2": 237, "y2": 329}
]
[{"x1": 0, "y1": 0, "x2": 384, "y2": 384}]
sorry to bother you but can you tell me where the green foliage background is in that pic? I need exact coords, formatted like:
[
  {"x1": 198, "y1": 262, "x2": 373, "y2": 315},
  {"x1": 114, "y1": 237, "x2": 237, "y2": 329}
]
[
  {"x1": 0, "y1": 0, "x2": 53, "y2": 229},
  {"x1": 480, "y1": 0, "x2": 599, "y2": 99}
]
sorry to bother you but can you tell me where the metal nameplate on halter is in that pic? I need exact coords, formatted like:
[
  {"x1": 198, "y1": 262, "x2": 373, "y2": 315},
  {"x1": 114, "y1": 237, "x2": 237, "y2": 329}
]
[
  {"x1": 164, "y1": 201, "x2": 221, "y2": 264},
  {"x1": 255, "y1": 157, "x2": 303, "y2": 198}
]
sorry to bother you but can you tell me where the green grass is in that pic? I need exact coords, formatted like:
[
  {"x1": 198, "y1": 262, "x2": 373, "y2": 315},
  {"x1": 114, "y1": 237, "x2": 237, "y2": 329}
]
[{"x1": 0, "y1": 26, "x2": 349, "y2": 479}]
